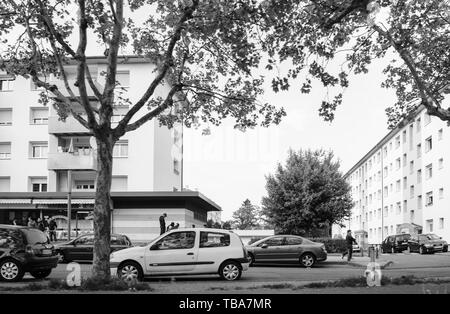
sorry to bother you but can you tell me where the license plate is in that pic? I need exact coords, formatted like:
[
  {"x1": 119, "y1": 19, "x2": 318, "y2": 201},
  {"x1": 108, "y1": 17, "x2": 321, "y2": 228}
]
[{"x1": 42, "y1": 249, "x2": 52, "y2": 255}]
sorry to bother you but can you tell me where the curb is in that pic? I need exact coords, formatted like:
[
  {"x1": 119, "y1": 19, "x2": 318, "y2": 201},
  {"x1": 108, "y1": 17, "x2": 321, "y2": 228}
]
[{"x1": 347, "y1": 260, "x2": 394, "y2": 269}]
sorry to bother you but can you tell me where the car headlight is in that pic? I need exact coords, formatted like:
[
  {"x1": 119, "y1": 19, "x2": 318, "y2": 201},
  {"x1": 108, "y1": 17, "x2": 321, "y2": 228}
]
[{"x1": 424, "y1": 244, "x2": 433, "y2": 247}]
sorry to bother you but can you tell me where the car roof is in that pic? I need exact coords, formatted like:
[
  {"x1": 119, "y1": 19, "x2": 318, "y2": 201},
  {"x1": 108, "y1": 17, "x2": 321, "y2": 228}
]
[
  {"x1": 0, "y1": 224, "x2": 33, "y2": 230},
  {"x1": 168, "y1": 228, "x2": 234, "y2": 233}
]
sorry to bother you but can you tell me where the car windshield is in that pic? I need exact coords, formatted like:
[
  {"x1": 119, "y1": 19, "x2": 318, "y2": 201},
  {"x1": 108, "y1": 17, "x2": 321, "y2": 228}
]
[
  {"x1": 22, "y1": 229, "x2": 48, "y2": 245},
  {"x1": 426, "y1": 234, "x2": 441, "y2": 240}
]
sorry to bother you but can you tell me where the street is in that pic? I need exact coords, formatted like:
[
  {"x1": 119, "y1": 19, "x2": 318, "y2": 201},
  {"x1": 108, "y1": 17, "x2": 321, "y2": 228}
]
[{"x1": 3, "y1": 252, "x2": 449, "y2": 293}]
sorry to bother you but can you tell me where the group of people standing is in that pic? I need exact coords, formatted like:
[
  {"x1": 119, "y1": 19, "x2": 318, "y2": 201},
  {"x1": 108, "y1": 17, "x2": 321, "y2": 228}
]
[
  {"x1": 12, "y1": 216, "x2": 58, "y2": 242},
  {"x1": 159, "y1": 213, "x2": 180, "y2": 235}
]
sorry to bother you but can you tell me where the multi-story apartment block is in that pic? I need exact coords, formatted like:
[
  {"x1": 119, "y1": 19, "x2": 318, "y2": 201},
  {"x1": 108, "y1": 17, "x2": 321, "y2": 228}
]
[
  {"x1": 0, "y1": 56, "x2": 220, "y2": 241},
  {"x1": 333, "y1": 106, "x2": 450, "y2": 246}
]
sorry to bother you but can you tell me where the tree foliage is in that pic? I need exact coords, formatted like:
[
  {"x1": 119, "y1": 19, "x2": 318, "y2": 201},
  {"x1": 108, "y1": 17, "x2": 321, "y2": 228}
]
[
  {"x1": 231, "y1": 199, "x2": 262, "y2": 230},
  {"x1": 257, "y1": 0, "x2": 450, "y2": 127},
  {"x1": 262, "y1": 149, "x2": 352, "y2": 236}
]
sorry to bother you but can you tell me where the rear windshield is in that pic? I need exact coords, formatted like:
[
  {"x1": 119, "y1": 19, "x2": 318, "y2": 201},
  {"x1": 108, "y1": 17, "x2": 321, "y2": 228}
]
[{"x1": 21, "y1": 229, "x2": 49, "y2": 245}]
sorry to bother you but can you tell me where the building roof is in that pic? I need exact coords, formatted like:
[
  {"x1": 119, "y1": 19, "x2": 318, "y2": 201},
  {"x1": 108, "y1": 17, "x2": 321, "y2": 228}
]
[
  {"x1": 344, "y1": 105, "x2": 425, "y2": 179},
  {"x1": 0, "y1": 191, "x2": 221, "y2": 212}
]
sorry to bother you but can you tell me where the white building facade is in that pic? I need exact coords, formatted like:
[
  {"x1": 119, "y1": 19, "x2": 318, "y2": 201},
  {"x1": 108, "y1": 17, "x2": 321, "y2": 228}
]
[
  {"x1": 333, "y1": 106, "x2": 450, "y2": 245},
  {"x1": 0, "y1": 56, "x2": 182, "y2": 194}
]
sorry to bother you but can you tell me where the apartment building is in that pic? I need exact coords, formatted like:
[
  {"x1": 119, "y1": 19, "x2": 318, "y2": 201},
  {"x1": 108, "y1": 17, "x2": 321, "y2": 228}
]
[
  {"x1": 333, "y1": 106, "x2": 450, "y2": 245},
  {"x1": 0, "y1": 56, "x2": 220, "y2": 240}
]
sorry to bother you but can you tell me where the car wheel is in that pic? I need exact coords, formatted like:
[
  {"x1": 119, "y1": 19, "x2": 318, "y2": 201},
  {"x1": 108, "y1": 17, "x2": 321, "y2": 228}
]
[
  {"x1": 30, "y1": 269, "x2": 52, "y2": 279},
  {"x1": 300, "y1": 253, "x2": 316, "y2": 268},
  {"x1": 419, "y1": 246, "x2": 425, "y2": 255},
  {"x1": 248, "y1": 253, "x2": 255, "y2": 267},
  {"x1": 0, "y1": 259, "x2": 25, "y2": 282},
  {"x1": 219, "y1": 261, "x2": 242, "y2": 281},
  {"x1": 117, "y1": 261, "x2": 143, "y2": 282},
  {"x1": 56, "y1": 251, "x2": 68, "y2": 263},
  {"x1": 443, "y1": 246, "x2": 448, "y2": 253}
]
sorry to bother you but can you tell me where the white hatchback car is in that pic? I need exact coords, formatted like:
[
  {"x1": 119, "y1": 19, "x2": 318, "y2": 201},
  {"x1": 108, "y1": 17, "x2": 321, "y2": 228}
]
[{"x1": 110, "y1": 228, "x2": 250, "y2": 281}]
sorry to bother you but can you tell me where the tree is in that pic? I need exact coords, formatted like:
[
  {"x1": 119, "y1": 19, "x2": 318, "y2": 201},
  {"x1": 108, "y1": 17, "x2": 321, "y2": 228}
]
[
  {"x1": 221, "y1": 220, "x2": 233, "y2": 230},
  {"x1": 231, "y1": 199, "x2": 261, "y2": 230},
  {"x1": 0, "y1": 0, "x2": 285, "y2": 280},
  {"x1": 206, "y1": 219, "x2": 221, "y2": 229},
  {"x1": 257, "y1": 0, "x2": 450, "y2": 127},
  {"x1": 262, "y1": 149, "x2": 352, "y2": 237}
]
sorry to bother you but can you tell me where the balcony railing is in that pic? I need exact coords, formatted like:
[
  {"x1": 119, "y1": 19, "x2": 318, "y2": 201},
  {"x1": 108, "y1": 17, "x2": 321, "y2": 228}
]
[{"x1": 48, "y1": 150, "x2": 97, "y2": 171}]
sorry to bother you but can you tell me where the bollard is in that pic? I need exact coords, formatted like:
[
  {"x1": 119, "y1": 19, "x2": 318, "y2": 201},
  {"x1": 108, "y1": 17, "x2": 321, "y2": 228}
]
[{"x1": 369, "y1": 246, "x2": 375, "y2": 263}]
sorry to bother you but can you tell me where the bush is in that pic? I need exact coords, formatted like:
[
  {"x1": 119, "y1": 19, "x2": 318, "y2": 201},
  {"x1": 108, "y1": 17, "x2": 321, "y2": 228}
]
[
  {"x1": 79, "y1": 277, "x2": 152, "y2": 291},
  {"x1": 308, "y1": 237, "x2": 347, "y2": 253}
]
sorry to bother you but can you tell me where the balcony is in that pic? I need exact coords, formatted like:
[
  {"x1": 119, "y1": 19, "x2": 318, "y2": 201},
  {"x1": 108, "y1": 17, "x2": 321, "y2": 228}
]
[
  {"x1": 48, "y1": 116, "x2": 91, "y2": 135},
  {"x1": 48, "y1": 150, "x2": 97, "y2": 171}
]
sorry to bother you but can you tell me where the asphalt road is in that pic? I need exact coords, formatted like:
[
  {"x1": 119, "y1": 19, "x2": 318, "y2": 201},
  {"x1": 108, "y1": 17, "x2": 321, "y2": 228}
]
[{"x1": 12, "y1": 252, "x2": 450, "y2": 291}]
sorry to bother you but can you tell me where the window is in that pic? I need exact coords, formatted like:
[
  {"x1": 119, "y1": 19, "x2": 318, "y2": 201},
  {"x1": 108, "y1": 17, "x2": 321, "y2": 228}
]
[
  {"x1": 389, "y1": 141, "x2": 392, "y2": 151},
  {"x1": 259, "y1": 236, "x2": 284, "y2": 247},
  {"x1": 416, "y1": 144, "x2": 422, "y2": 158},
  {"x1": 113, "y1": 140, "x2": 128, "y2": 157},
  {"x1": 74, "y1": 181, "x2": 95, "y2": 190},
  {"x1": 0, "y1": 177, "x2": 10, "y2": 192},
  {"x1": 384, "y1": 186, "x2": 388, "y2": 198},
  {"x1": 0, "y1": 76, "x2": 14, "y2": 91},
  {"x1": 115, "y1": 71, "x2": 130, "y2": 88},
  {"x1": 403, "y1": 200, "x2": 407, "y2": 213},
  {"x1": 439, "y1": 188, "x2": 444, "y2": 199},
  {"x1": 438, "y1": 129, "x2": 443, "y2": 141},
  {"x1": 438, "y1": 158, "x2": 443, "y2": 169},
  {"x1": 409, "y1": 124, "x2": 414, "y2": 150},
  {"x1": 377, "y1": 208, "x2": 381, "y2": 219},
  {"x1": 396, "y1": 180, "x2": 401, "y2": 192},
  {"x1": 30, "y1": 142, "x2": 48, "y2": 158},
  {"x1": 410, "y1": 185, "x2": 415, "y2": 198},
  {"x1": 200, "y1": 232, "x2": 230, "y2": 248},
  {"x1": 417, "y1": 169, "x2": 422, "y2": 183},
  {"x1": 173, "y1": 128, "x2": 182, "y2": 147},
  {"x1": 426, "y1": 191, "x2": 433, "y2": 206},
  {"x1": 410, "y1": 210, "x2": 415, "y2": 222},
  {"x1": 425, "y1": 164, "x2": 433, "y2": 180},
  {"x1": 395, "y1": 158, "x2": 401, "y2": 170},
  {"x1": 377, "y1": 189, "x2": 381, "y2": 200},
  {"x1": 403, "y1": 177, "x2": 407, "y2": 190},
  {"x1": 395, "y1": 136, "x2": 400, "y2": 148},
  {"x1": 384, "y1": 206, "x2": 388, "y2": 217},
  {"x1": 0, "y1": 108, "x2": 12, "y2": 125},
  {"x1": 403, "y1": 154, "x2": 407, "y2": 167},
  {"x1": 424, "y1": 112, "x2": 431, "y2": 125},
  {"x1": 30, "y1": 107, "x2": 48, "y2": 125},
  {"x1": 30, "y1": 177, "x2": 47, "y2": 192},
  {"x1": 0, "y1": 142, "x2": 11, "y2": 159},
  {"x1": 75, "y1": 235, "x2": 94, "y2": 245},
  {"x1": 173, "y1": 158, "x2": 180, "y2": 175},
  {"x1": 439, "y1": 218, "x2": 444, "y2": 229},
  {"x1": 383, "y1": 166, "x2": 388, "y2": 177},
  {"x1": 416, "y1": 118, "x2": 421, "y2": 132},
  {"x1": 426, "y1": 219, "x2": 433, "y2": 233},
  {"x1": 284, "y1": 236, "x2": 303, "y2": 246},
  {"x1": 389, "y1": 163, "x2": 393, "y2": 172},
  {"x1": 425, "y1": 136, "x2": 433, "y2": 152},
  {"x1": 383, "y1": 146, "x2": 387, "y2": 158},
  {"x1": 390, "y1": 183, "x2": 393, "y2": 193},
  {"x1": 417, "y1": 195, "x2": 422, "y2": 210},
  {"x1": 402, "y1": 130, "x2": 407, "y2": 143},
  {"x1": 409, "y1": 161, "x2": 414, "y2": 174}
]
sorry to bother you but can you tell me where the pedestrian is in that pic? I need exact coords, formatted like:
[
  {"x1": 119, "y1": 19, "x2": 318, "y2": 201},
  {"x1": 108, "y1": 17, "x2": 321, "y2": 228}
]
[
  {"x1": 342, "y1": 230, "x2": 358, "y2": 261},
  {"x1": 159, "y1": 213, "x2": 167, "y2": 235},
  {"x1": 27, "y1": 217, "x2": 37, "y2": 228},
  {"x1": 37, "y1": 217, "x2": 45, "y2": 232},
  {"x1": 48, "y1": 219, "x2": 58, "y2": 242},
  {"x1": 173, "y1": 223, "x2": 179, "y2": 230},
  {"x1": 12, "y1": 218, "x2": 19, "y2": 226},
  {"x1": 166, "y1": 222, "x2": 175, "y2": 232}
]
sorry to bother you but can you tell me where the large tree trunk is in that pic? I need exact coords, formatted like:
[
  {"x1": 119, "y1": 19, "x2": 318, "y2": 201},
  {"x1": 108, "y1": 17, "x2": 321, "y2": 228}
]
[{"x1": 92, "y1": 135, "x2": 114, "y2": 279}]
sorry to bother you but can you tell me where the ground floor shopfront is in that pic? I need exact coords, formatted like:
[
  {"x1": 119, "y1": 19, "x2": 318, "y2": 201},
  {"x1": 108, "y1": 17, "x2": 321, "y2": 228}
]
[{"x1": 0, "y1": 191, "x2": 221, "y2": 242}]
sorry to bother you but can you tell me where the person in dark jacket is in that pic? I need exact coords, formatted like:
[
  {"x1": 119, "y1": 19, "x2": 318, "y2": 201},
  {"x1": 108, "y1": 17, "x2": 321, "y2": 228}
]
[
  {"x1": 48, "y1": 219, "x2": 58, "y2": 242},
  {"x1": 37, "y1": 218, "x2": 46, "y2": 232},
  {"x1": 342, "y1": 230, "x2": 358, "y2": 261},
  {"x1": 159, "y1": 213, "x2": 167, "y2": 235}
]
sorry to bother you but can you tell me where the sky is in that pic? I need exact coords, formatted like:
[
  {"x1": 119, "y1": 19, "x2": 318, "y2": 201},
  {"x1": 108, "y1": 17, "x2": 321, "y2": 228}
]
[{"x1": 183, "y1": 56, "x2": 397, "y2": 220}]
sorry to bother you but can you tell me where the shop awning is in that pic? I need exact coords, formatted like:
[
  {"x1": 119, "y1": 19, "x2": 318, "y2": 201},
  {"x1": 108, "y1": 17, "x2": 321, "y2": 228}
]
[
  {"x1": 0, "y1": 199, "x2": 32, "y2": 204},
  {"x1": 32, "y1": 199, "x2": 95, "y2": 205}
]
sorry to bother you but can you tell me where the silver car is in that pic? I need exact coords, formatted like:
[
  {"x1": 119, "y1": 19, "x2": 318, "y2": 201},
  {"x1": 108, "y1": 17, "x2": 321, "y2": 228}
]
[{"x1": 245, "y1": 235, "x2": 327, "y2": 267}]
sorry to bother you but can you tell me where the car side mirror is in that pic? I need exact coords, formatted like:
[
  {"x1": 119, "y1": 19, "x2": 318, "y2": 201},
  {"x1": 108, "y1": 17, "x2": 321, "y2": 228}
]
[{"x1": 261, "y1": 243, "x2": 268, "y2": 249}]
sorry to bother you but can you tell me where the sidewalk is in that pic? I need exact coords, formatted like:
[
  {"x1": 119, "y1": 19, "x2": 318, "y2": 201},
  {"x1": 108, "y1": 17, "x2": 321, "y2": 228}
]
[{"x1": 326, "y1": 254, "x2": 393, "y2": 269}]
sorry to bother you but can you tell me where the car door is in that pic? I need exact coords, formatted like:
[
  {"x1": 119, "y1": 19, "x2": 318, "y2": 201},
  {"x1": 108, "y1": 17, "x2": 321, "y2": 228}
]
[
  {"x1": 196, "y1": 231, "x2": 232, "y2": 273},
  {"x1": 70, "y1": 235, "x2": 94, "y2": 261},
  {"x1": 144, "y1": 231, "x2": 198, "y2": 274},
  {"x1": 253, "y1": 236, "x2": 285, "y2": 261},
  {"x1": 282, "y1": 236, "x2": 304, "y2": 260},
  {"x1": 408, "y1": 235, "x2": 419, "y2": 252}
]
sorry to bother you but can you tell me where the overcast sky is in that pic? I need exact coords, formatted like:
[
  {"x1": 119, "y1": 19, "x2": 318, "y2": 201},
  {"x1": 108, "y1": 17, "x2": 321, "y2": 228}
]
[{"x1": 183, "y1": 56, "x2": 397, "y2": 220}]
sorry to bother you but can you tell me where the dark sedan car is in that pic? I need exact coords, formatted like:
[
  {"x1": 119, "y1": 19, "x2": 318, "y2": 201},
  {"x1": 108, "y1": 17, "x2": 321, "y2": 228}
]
[
  {"x1": 55, "y1": 233, "x2": 132, "y2": 262},
  {"x1": 381, "y1": 234, "x2": 411, "y2": 253},
  {"x1": 245, "y1": 235, "x2": 327, "y2": 267},
  {"x1": 408, "y1": 233, "x2": 448, "y2": 254}
]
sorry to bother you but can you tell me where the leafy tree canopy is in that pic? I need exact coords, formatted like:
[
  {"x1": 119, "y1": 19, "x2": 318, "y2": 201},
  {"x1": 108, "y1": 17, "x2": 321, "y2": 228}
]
[
  {"x1": 231, "y1": 199, "x2": 262, "y2": 230},
  {"x1": 262, "y1": 149, "x2": 352, "y2": 236}
]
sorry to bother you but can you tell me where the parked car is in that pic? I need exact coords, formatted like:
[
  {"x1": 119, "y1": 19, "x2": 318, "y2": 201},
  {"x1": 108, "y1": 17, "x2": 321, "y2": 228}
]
[
  {"x1": 55, "y1": 233, "x2": 132, "y2": 262},
  {"x1": 408, "y1": 233, "x2": 448, "y2": 254},
  {"x1": 0, "y1": 224, "x2": 58, "y2": 282},
  {"x1": 110, "y1": 228, "x2": 250, "y2": 281},
  {"x1": 381, "y1": 234, "x2": 411, "y2": 253},
  {"x1": 245, "y1": 235, "x2": 327, "y2": 267}
]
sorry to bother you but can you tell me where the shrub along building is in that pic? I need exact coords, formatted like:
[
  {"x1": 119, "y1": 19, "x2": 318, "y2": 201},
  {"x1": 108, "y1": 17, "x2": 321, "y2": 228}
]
[
  {"x1": 0, "y1": 56, "x2": 221, "y2": 241},
  {"x1": 333, "y1": 105, "x2": 450, "y2": 246}
]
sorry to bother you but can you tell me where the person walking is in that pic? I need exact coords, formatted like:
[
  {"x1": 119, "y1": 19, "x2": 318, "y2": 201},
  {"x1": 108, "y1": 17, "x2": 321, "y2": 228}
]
[
  {"x1": 166, "y1": 222, "x2": 175, "y2": 232},
  {"x1": 48, "y1": 219, "x2": 58, "y2": 242},
  {"x1": 27, "y1": 217, "x2": 37, "y2": 228},
  {"x1": 342, "y1": 230, "x2": 358, "y2": 261},
  {"x1": 159, "y1": 213, "x2": 167, "y2": 235}
]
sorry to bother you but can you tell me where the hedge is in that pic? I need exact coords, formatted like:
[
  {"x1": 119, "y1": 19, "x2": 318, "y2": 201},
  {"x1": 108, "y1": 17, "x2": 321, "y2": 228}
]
[{"x1": 308, "y1": 238, "x2": 347, "y2": 253}]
